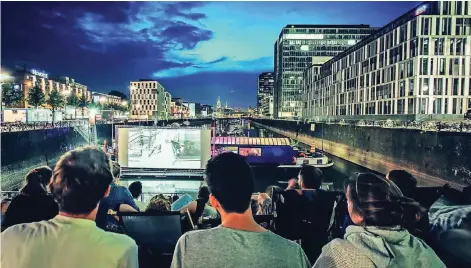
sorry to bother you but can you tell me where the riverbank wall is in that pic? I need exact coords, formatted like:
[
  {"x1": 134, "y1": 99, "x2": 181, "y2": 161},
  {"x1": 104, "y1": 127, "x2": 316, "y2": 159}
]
[{"x1": 251, "y1": 119, "x2": 471, "y2": 189}]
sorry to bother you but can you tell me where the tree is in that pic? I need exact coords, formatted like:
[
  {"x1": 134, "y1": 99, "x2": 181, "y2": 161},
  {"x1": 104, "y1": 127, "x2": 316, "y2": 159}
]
[
  {"x1": 27, "y1": 84, "x2": 45, "y2": 108},
  {"x1": 46, "y1": 88, "x2": 65, "y2": 125},
  {"x1": 67, "y1": 91, "x2": 79, "y2": 106},
  {"x1": 108, "y1": 90, "x2": 128, "y2": 101},
  {"x1": 2, "y1": 83, "x2": 23, "y2": 108},
  {"x1": 78, "y1": 93, "x2": 90, "y2": 117}
]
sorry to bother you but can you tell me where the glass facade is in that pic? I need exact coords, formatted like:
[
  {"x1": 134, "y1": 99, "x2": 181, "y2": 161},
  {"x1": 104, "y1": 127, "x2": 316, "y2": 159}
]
[
  {"x1": 304, "y1": 1, "x2": 471, "y2": 119},
  {"x1": 274, "y1": 25, "x2": 376, "y2": 118},
  {"x1": 257, "y1": 72, "x2": 274, "y2": 117}
]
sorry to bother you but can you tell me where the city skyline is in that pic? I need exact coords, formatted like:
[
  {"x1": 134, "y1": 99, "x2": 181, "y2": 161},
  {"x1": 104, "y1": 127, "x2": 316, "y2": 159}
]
[{"x1": 1, "y1": 1, "x2": 420, "y2": 108}]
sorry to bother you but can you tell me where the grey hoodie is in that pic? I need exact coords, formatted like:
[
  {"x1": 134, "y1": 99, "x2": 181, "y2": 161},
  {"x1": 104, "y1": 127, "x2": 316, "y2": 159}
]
[
  {"x1": 314, "y1": 225, "x2": 446, "y2": 268},
  {"x1": 345, "y1": 225, "x2": 445, "y2": 267}
]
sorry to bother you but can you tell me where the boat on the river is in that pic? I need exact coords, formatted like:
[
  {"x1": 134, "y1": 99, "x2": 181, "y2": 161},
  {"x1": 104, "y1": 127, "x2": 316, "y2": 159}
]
[{"x1": 278, "y1": 148, "x2": 334, "y2": 169}]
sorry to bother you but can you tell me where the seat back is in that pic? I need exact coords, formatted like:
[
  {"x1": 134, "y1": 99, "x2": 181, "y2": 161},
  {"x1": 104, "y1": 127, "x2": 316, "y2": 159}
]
[
  {"x1": 273, "y1": 189, "x2": 337, "y2": 263},
  {"x1": 119, "y1": 211, "x2": 182, "y2": 254}
]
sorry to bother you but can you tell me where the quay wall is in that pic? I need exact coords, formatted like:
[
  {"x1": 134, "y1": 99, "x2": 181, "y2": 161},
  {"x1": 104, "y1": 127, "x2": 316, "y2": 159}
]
[
  {"x1": 251, "y1": 119, "x2": 471, "y2": 189},
  {"x1": 0, "y1": 118, "x2": 212, "y2": 190}
]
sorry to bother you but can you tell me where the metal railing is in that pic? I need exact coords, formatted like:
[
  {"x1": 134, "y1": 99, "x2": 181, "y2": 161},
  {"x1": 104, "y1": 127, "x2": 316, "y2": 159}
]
[
  {"x1": 1, "y1": 120, "x2": 89, "y2": 133},
  {"x1": 253, "y1": 118, "x2": 471, "y2": 133}
]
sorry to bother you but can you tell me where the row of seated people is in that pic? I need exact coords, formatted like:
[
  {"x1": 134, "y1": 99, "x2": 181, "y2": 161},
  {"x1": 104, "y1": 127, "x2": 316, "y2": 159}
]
[{"x1": 1, "y1": 146, "x2": 469, "y2": 268}]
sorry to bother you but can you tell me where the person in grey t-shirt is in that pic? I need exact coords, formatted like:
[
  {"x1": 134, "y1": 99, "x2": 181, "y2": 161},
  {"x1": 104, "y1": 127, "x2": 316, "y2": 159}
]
[{"x1": 171, "y1": 152, "x2": 311, "y2": 268}]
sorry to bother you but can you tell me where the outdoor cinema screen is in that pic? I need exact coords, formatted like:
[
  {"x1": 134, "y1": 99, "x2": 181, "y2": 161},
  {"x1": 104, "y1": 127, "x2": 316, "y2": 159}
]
[{"x1": 118, "y1": 127, "x2": 211, "y2": 169}]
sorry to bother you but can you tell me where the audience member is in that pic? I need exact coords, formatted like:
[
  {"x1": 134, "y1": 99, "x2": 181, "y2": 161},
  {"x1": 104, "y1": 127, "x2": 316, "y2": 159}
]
[
  {"x1": 179, "y1": 186, "x2": 219, "y2": 222},
  {"x1": 1, "y1": 196, "x2": 11, "y2": 227},
  {"x1": 96, "y1": 161, "x2": 139, "y2": 233},
  {"x1": 2, "y1": 166, "x2": 58, "y2": 230},
  {"x1": 279, "y1": 165, "x2": 336, "y2": 263},
  {"x1": 314, "y1": 173, "x2": 444, "y2": 268},
  {"x1": 256, "y1": 193, "x2": 272, "y2": 215},
  {"x1": 386, "y1": 170, "x2": 430, "y2": 239},
  {"x1": 1, "y1": 147, "x2": 138, "y2": 268},
  {"x1": 171, "y1": 152, "x2": 310, "y2": 268},
  {"x1": 386, "y1": 170, "x2": 417, "y2": 197},
  {"x1": 146, "y1": 194, "x2": 171, "y2": 212},
  {"x1": 427, "y1": 185, "x2": 471, "y2": 266},
  {"x1": 172, "y1": 195, "x2": 180, "y2": 203},
  {"x1": 129, "y1": 181, "x2": 147, "y2": 211}
]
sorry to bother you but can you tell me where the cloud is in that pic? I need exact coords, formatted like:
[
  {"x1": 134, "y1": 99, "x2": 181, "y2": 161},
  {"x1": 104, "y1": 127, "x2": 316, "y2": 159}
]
[{"x1": 153, "y1": 56, "x2": 272, "y2": 78}]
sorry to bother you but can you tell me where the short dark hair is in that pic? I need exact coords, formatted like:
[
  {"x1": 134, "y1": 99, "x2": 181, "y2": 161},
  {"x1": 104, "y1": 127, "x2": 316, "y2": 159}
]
[
  {"x1": 205, "y1": 152, "x2": 254, "y2": 213},
  {"x1": 50, "y1": 146, "x2": 113, "y2": 215},
  {"x1": 146, "y1": 194, "x2": 170, "y2": 212},
  {"x1": 111, "y1": 161, "x2": 121, "y2": 180},
  {"x1": 346, "y1": 172, "x2": 425, "y2": 227},
  {"x1": 387, "y1": 170, "x2": 417, "y2": 197},
  {"x1": 299, "y1": 165, "x2": 323, "y2": 189},
  {"x1": 128, "y1": 181, "x2": 143, "y2": 199},
  {"x1": 198, "y1": 186, "x2": 210, "y2": 203},
  {"x1": 21, "y1": 166, "x2": 53, "y2": 196}
]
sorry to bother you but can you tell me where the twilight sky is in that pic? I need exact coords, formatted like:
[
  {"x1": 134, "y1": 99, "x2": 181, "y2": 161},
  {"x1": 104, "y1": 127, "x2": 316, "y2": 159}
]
[{"x1": 1, "y1": 1, "x2": 420, "y2": 108}]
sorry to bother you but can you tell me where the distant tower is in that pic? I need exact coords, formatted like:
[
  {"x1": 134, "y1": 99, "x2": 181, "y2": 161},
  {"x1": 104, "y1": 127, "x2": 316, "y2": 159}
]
[
  {"x1": 216, "y1": 96, "x2": 221, "y2": 110},
  {"x1": 225, "y1": 102, "x2": 228, "y2": 109}
]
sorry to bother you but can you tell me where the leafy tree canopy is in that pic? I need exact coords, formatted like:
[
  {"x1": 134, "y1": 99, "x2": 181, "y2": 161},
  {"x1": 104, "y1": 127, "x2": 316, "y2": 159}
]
[
  {"x1": 2, "y1": 83, "x2": 23, "y2": 108},
  {"x1": 27, "y1": 84, "x2": 45, "y2": 108}
]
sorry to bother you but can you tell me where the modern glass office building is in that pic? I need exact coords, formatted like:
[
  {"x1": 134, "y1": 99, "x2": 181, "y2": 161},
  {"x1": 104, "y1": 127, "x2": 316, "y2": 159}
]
[
  {"x1": 257, "y1": 72, "x2": 274, "y2": 117},
  {"x1": 274, "y1": 24, "x2": 376, "y2": 118},
  {"x1": 304, "y1": 1, "x2": 471, "y2": 120}
]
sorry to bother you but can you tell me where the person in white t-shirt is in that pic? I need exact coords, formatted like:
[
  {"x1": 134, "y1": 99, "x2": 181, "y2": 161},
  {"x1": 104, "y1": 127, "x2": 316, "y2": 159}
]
[{"x1": 1, "y1": 146, "x2": 138, "y2": 268}]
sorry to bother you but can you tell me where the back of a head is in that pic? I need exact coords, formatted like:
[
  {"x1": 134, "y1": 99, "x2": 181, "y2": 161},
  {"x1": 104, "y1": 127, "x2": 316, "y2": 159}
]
[
  {"x1": 50, "y1": 146, "x2": 114, "y2": 215},
  {"x1": 128, "y1": 181, "x2": 143, "y2": 199},
  {"x1": 111, "y1": 161, "x2": 121, "y2": 181},
  {"x1": 205, "y1": 152, "x2": 254, "y2": 213},
  {"x1": 387, "y1": 170, "x2": 417, "y2": 197},
  {"x1": 21, "y1": 166, "x2": 53, "y2": 196},
  {"x1": 146, "y1": 195, "x2": 171, "y2": 212},
  {"x1": 346, "y1": 172, "x2": 425, "y2": 227},
  {"x1": 299, "y1": 165, "x2": 324, "y2": 189},
  {"x1": 198, "y1": 186, "x2": 210, "y2": 203}
]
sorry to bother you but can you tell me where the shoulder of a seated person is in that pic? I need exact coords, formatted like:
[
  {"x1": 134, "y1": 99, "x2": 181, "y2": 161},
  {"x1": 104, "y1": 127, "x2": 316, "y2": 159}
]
[
  {"x1": 323, "y1": 238, "x2": 364, "y2": 255},
  {"x1": 100, "y1": 229, "x2": 136, "y2": 245},
  {"x1": 1, "y1": 221, "x2": 45, "y2": 240}
]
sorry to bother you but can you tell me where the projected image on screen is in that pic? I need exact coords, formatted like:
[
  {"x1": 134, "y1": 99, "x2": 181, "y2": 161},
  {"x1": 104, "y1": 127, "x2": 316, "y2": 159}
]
[
  {"x1": 239, "y1": 148, "x2": 262, "y2": 156},
  {"x1": 128, "y1": 128, "x2": 201, "y2": 169}
]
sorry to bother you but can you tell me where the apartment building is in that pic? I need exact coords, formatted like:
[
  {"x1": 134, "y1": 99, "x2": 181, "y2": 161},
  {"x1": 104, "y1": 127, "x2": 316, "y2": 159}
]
[{"x1": 304, "y1": 1, "x2": 471, "y2": 120}]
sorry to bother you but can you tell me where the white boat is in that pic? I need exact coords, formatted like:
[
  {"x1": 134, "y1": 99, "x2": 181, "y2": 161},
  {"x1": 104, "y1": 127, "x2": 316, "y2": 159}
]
[{"x1": 278, "y1": 151, "x2": 334, "y2": 168}]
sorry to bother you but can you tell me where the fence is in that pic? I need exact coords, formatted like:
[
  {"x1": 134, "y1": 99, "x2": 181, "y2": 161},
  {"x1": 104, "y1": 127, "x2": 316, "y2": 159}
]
[
  {"x1": 0, "y1": 120, "x2": 89, "y2": 133},
  {"x1": 255, "y1": 117, "x2": 471, "y2": 133}
]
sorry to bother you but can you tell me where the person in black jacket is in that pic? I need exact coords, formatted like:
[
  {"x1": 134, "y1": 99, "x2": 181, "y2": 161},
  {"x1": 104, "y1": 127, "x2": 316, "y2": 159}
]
[{"x1": 2, "y1": 166, "x2": 59, "y2": 230}]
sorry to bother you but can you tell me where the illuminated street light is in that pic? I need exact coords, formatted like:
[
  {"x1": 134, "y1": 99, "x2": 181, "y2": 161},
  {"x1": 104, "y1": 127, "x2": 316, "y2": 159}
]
[
  {"x1": 99, "y1": 97, "x2": 107, "y2": 104},
  {"x1": 89, "y1": 108, "x2": 98, "y2": 117},
  {"x1": 0, "y1": 72, "x2": 12, "y2": 82},
  {"x1": 121, "y1": 100, "x2": 128, "y2": 106}
]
